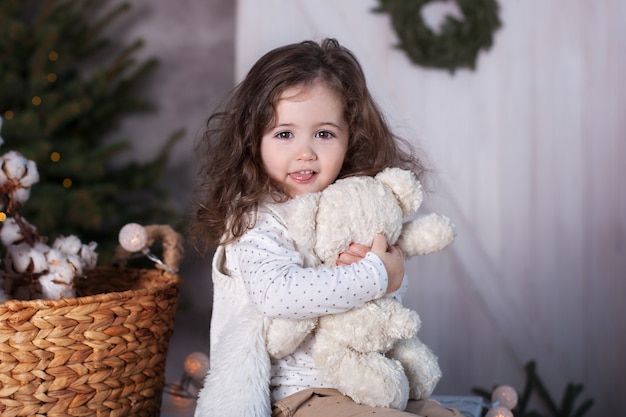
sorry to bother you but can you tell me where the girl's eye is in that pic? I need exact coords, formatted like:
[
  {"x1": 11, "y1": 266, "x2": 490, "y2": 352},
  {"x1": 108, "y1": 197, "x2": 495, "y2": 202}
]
[
  {"x1": 275, "y1": 131, "x2": 293, "y2": 139},
  {"x1": 315, "y1": 130, "x2": 335, "y2": 139}
]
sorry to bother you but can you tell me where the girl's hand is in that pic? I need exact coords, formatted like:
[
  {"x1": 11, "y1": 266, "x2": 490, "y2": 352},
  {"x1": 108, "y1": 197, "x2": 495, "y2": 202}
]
[
  {"x1": 336, "y1": 235, "x2": 405, "y2": 294},
  {"x1": 370, "y1": 234, "x2": 405, "y2": 294},
  {"x1": 336, "y1": 242, "x2": 370, "y2": 266}
]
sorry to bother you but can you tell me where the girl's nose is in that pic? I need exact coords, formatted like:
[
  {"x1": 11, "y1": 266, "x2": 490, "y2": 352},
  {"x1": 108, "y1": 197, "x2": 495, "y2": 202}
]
[
  {"x1": 298, "y1": 151, "x2": 316, "y2": 161},
  {"x1": 297, "y1": 143, "x2": 317, "y2": 161}
]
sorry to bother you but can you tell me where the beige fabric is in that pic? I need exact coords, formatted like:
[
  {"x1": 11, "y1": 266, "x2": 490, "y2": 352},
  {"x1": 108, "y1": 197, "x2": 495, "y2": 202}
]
[{"x1": 272, "y1": 388, "x2": 460, "y2": 417}]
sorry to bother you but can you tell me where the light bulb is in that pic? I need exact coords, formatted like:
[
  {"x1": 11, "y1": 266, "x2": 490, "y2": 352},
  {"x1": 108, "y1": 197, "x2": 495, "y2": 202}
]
[
  {"x1": 492, "y1": 385, "x2": 518, "y2": 410},
  {"x1": 184, "y1": 352, "x2": 210, "y2": 381},
  {"x1": 118, "y1": 223, "x2": 148, "y2": 252}
]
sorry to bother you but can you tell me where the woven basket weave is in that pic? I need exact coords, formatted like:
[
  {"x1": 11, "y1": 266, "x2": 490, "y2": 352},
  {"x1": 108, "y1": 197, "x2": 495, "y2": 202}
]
[{"x1": 0, "y1": 228, "x2": 181, "y2": 417}]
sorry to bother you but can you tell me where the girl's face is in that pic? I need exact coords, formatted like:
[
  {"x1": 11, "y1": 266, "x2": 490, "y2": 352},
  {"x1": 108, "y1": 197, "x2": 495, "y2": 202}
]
[{"x1": 261, "y1": 81, "x2": 349, "y2": 198}]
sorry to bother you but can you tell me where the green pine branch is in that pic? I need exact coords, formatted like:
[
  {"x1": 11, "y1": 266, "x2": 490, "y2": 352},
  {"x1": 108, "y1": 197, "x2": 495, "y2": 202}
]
[{"x1": 0, "y1": 0, "x2": 183, "y2": 264}]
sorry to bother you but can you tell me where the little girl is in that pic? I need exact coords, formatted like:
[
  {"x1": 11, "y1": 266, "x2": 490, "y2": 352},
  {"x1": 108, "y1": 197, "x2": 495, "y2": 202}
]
[{"x1": 191, "y1": 39, "x2": 458, "y2": 417}]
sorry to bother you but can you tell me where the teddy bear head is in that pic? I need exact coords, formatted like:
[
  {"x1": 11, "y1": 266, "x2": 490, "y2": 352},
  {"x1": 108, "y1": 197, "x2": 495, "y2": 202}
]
[{"x1": 283, "y1": 167, "x2": 454, "y2": 267}]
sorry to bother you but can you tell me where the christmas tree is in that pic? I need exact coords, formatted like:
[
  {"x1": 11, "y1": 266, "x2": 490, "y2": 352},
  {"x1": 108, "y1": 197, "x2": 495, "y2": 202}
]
[{"x1": 0, "y1": 0, "x2": 182, "y2": 263}]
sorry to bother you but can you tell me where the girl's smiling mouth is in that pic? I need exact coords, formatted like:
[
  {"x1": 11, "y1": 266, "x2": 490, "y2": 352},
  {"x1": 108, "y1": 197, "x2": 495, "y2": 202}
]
[{"x1": 289, "y1": 170, "x2": 317, "y2": 183}]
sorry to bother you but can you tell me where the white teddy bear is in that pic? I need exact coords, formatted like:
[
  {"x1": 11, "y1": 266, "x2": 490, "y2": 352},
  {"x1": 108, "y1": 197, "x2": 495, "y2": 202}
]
[{"x1": 266, "y1": 167, "x2": 455, "y2": 410}]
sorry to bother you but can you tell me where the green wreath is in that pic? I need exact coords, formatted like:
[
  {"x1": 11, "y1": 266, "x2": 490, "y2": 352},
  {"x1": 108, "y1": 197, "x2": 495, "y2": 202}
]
[{"x1": 374, "y1": 0, "x2": 502, "y2": 72}]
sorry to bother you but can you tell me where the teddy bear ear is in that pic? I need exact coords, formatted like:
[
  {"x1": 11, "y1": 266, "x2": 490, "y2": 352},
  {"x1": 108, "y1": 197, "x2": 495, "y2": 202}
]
[{"x1": 375, "y1": 167, "x2": 423, "y2": 216}]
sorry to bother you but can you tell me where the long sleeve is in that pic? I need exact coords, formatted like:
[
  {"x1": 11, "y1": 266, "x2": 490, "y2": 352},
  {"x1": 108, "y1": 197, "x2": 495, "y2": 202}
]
[{"x1": 225, "y1": 206, "x2": 388, "y2": 319}]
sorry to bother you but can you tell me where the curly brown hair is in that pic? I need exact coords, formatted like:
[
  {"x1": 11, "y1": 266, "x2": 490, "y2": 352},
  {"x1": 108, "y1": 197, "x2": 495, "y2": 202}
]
[{"x1": 190, "y1": 38, "x2": 427, "y2": 248}]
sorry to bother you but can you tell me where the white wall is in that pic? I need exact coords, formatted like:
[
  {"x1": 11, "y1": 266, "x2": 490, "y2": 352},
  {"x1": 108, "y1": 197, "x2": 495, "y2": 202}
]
[{"x1": 236, "y1": 1, "x2": 625, "y2": 415}]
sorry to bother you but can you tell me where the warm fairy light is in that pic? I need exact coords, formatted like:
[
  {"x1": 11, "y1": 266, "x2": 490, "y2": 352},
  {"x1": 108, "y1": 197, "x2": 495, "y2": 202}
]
[
  {"x1": 117, "y1": 223, "x2": 176, "y2": 273},
  {"x1": 165, "y1": 351, "x2": 210, "y2": 409},
  {"x1": 492, "y1": 385, "x2": 518, "y2": 410},
  {"x1": 32, "y1": 96, "x2": 42, "y2": 106},
  {"x1": 184, "y1": 352, "x2": 210, "y2": 380},
  {"x1": 47, "y1": 73, "x2": 57, "y2": 83},
  {"x1": 3, "y1": 110, "x2": 13, "y2": 120},
  {"x1": 0, "y1": 212, "x2": 6, "y2": 222},
  {"x1": 50, "y1": 152, "x2": 61, "y2": 162},
  {"x1": 48, "y1": 51, "x2": 58, "y2": 61},
  {"x1": 62, "y1": 178, "x2": 72, "y2": 188},
  {"x1": 118, "y1": 223, "x2": 148, "y2": 252}
]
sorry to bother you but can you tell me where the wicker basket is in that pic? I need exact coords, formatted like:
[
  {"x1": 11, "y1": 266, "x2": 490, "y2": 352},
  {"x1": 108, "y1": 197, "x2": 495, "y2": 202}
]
[{"x1": 0, "y1": 227, "x2": 182, "y2": 417}]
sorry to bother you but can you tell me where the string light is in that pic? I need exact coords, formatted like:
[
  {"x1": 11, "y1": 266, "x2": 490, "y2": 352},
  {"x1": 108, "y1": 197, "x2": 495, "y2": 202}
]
[
  {"x1": 48, "y1": 51, "x2": 58, "y2": 61},
  {"x1": 0, "y1": 212, "x2": 6, "y2": 222},
  {"x1": 3, "y1": 110, "x2": 14, "y2": 120},
  {"x1": 47, "y1": 73, "x2": 57, "y2": 83},
  {"x1": 491, "y1": 385, "x2": 518, "y2": 410},
  {"x1": 118, "y1": 222, "x2": 176, "y2": 273},
  {"x1": 165, "y1": 351, "x2": 210, "y2": 408},
  {"x1": 32, "y1": 96, "x2": 42, "y2": 106},
  {"x1": 184, "y1": 352, "x2": 211, "y2": 380},
  {"x1": 118, "y1": 223, "x2": 148, "y2": 252},
  {"x1": 50, "y1": 152, "x2": 61, "y2": 162},
  {"x1": 62, "y1": 178, "x2": 72, "y2": 188}
]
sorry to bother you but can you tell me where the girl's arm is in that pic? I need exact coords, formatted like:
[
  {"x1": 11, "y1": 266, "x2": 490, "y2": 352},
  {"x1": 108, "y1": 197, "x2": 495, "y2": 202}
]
[{"x1": 229, "y1": 210, "x2": 388, "y2": 320}]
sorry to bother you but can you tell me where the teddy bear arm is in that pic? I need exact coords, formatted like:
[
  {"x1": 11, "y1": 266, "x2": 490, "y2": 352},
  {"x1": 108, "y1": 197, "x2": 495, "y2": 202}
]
[
  {"x1": 398, "y1": 214, "x2": 455, "y2": 257},
  {"x1": 266, "y1": 317, "x2": 317, "y2": 359},
  {"x1": 316, "y1": 298, "x2": 420, "y2": 353}
]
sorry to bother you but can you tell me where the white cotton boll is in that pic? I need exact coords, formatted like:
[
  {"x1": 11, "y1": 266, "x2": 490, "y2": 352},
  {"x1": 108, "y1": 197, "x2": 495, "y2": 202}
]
[
  {"x1": 32, "y1": 242, "x2": 52, "y2": 272},
  {"x1": 45, "y1": 248, "x2": 78, "y2": 281},
  {"x1": 78, "y1": 242, "x2": 98, "y2": 270},
  {"x1": 53, "y1": 237, "x2": 98, "y2": 275},
  {"x1": 46, "y1": 251, "x2": 78, "y2": 292},
  {"x1": 64, "y1": 253, "x2": 83, "y2": 276},
  {"x1": 45, "y1": 247, "x2": 64, "y2": 265},
  {"x1": 1, "y1": 151, "x2": 28, "y2": 180},
  {"x1": 0, "y1": 218, "x2": 24, "y2": 246},
  {"x1": 6, "y1": 242, "x2": 49, "y2": 274},
  {"x1": 0, "y1": 151, "x2": 39, "y2": 205},
  {"x1": 50, "y1": 261, "x2": 76, "y2": 284},
  {"x1": 38, "y1": 273, "x2": 60, "y2": 299},
  {"x1": 10, "y1": 187, "x2": 31, "y2": 206},
  {"x1": 39, "y1": 272, "x2": 75, "y2": 300},
  {"x1": 53, "y1": 235, "x2": 82, "y2": 255},
  {"x1": 0, "y1": 217, "x2": 37, "y2": 246},
  {"x1": 47, "y1": 258, "x2": 75, "y2": 285},
  {"x1": 6, "y1": 243, "x2": 36, "y2": 273},
  {"x1": 19, "y1": 159, "x2": 39, "y2": 188}
]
